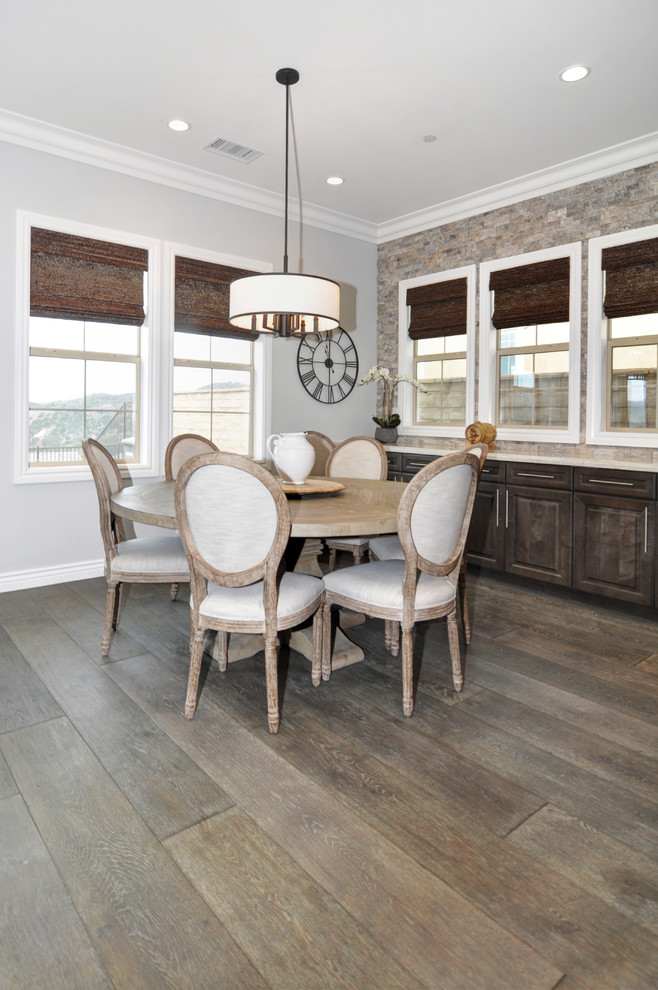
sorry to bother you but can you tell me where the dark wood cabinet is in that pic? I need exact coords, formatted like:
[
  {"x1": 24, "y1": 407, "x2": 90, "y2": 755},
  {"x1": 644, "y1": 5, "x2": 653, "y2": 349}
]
[
  {"x1": 387, "y1": 450, "x2": 657, "y2": 607},
  {"x1": 572, "y1": 467, "x2": 655, "y2": 606},
  {"x1": 505, "y1": 485, "x2": 572, "y2": 586},
  {"x1": 467, "y1": 461, "x2": 572, "y2": 586}
]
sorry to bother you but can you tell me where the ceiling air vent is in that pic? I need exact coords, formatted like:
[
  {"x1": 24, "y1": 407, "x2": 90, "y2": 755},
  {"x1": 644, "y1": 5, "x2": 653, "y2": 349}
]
[{"x1": 204, "y1": 137, "x2": 263, "y2": 163}]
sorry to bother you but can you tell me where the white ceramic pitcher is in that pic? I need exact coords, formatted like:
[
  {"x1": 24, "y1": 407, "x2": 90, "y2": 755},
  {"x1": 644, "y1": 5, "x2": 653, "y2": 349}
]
[{"x1": 267, "y1": 432, "x2": 315, "y2": 485}]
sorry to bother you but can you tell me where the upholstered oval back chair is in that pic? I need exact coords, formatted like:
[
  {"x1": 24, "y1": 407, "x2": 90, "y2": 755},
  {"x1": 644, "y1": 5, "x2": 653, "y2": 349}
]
[
  {"x1": 369, "y1": 442, "x2": 489, "y2": 643},
  {"x1": 174, "y1": 451, "x2": 324, "y2": 734},
  {"x1": 324, "y1": 436, "x2": 388, "y2": 568},
  {"x1": 82, "y1": 438, "x2": 189, "y2": 656},
  {"x1": 322, "y1": 448, "x2": 481, "y2": 716},
  {"x1": 304, "y1": 431, "x2": 336, "y2": 476},
  {"x1": 165, "y1": 433, "x2": 219, "y2": 481}
]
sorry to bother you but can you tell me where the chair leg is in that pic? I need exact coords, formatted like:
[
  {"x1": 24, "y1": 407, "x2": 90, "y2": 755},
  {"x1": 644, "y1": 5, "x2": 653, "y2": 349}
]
[
  {"x1": 384, "y1": 619, "x2": 399, "y2": 656},
  {"x1": 170, "y1": 582, "x2": 179, "y2": 601},
  {"x1": 447, "y1": 609, "x2": 464, "y2": 692},
  {"x1": 458, "y1": 559, "x2": 472, "y2": 644},
  {"x1": 401, "y1": 625, "x2": 414, "y2": 717},
  {"x1": 185, "y1": 626, "x2": 205, "y2": 718},
  {"x1": 102, "y1": 581, "x2": 120, "y2": 656},
  {"x1": 321, "y1": 600, "x2": 333, "y2": 681},
  {"x1": 264, "y1": 636, "x2": 280, "y2": 733},
  {"x1": 311, "y1": 609, "x2": 323, "y2": 686},
  {"x1": 328, "y1": 547, "x2": 337, "y2": 571},
  {"x1": 216, "y1": 630, "x2": 228, "y2": 671},
  {"x1": 353, "y1": 546, "x2": 364, "y2": 565}
]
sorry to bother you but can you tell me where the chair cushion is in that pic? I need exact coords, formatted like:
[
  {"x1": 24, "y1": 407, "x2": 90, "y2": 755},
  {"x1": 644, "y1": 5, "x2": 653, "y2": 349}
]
[
  {"x1": 111, "y1": 536, "x2": 189, "y2": 577},
  {"x1": 323, "y1": 559, "x2": 455, "y2": 611},
  {"x1": 200, "y1": 571, "x2": 323, "y2": 623},
  {"x1": 368, "y1": 535, "x2": 404, "y2": 560}
]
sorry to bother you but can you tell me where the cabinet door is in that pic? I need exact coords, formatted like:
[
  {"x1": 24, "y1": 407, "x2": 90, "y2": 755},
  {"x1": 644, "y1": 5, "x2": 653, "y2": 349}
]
[
  {"x1": 505, "y1": 486, "x2": 572, "y2": 586},
  {"x1": 573, "y1": 493, "x2": 654, "y2": 606},
  {"x1": 467, "y1": 482, "x2": 505, "y2": 569}
]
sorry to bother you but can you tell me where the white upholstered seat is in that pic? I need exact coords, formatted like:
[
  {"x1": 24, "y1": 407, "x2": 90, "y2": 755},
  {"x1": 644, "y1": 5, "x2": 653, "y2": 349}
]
[
  {"x1": 82, "y1": 438, "x2": 189, "y2": 656},
  {"x1": 321, "y1": 449, "x2": 480, "y2": 715},
  {"x1": 175, "y1": 451, "x2": 324, "y2": 733}
]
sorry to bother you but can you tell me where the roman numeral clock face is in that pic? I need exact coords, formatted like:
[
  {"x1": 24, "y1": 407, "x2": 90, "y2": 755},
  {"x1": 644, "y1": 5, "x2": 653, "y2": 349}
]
[{"x1": 296, "y1": 329, "x2": 359, "y2": 403}]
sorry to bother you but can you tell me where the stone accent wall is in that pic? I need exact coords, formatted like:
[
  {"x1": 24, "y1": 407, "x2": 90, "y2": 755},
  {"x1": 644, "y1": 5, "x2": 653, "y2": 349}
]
[{"x1": 377, "y1": 161, "x2": 658, "y2": 464}]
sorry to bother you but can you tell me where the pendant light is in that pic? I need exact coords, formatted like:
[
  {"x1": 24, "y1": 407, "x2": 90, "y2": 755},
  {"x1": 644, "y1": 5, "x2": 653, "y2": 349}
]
[{"x1": 229, "y1": 68, "x2": 341, "y2": 338}]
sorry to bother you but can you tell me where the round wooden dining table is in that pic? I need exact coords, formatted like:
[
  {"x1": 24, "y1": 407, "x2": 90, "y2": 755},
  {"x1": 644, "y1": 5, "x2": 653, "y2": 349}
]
[
  {"x1": 110, "y1": 476, "x2": 403, "y2": 539},
  {"x1": 111, "y1": 475, "x2": 405, "y2": 668}
]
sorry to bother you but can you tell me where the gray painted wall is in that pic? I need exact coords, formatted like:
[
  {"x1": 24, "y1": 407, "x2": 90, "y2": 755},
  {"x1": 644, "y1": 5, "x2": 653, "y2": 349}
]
[{"x1": 0, "y1": 142, "x2": 377, "y2": 587}]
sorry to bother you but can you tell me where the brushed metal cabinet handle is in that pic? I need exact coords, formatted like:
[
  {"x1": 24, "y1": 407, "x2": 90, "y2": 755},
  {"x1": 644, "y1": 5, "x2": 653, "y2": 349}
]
[{"x1": 587, "y1": 478, "x2": 634, "y2": 487}]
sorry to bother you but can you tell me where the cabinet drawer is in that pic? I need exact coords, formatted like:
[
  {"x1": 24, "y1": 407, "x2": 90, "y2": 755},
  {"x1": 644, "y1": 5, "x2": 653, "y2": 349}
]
[
  {"x1": 574, "y1": 467, "x2": 655, "y2": 500},
  {"x1": 386, "y1": 451, "x2": 403, "y2": 475},
  {"x1": 401, "y1": 452, "x2": 438, "y2": 475},
  {"x1": 506, "y1": 462, "x2": 572, "y2": 490},
  {"x1": 479, "y1": 460, "x2": 505, "y2": 483}
]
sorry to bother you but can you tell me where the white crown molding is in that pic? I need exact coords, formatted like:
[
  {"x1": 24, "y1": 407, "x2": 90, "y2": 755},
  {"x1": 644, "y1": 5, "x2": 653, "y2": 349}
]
[
  {"x1": 0, "y1": 109, "x2": 379, "y2": 243},
  {"x1": 1, "y1": 109, "x2": 656, "y2": 247},
  {"x1": 377, "y1": 132, "x2": 658, "y2": 244}
]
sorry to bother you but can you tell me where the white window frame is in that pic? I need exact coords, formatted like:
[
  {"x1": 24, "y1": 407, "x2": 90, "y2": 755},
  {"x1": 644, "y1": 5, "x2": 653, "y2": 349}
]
[
  {"x1": 162, "y1": 242, "x2": 273, "y2": 464},
  {"x1": 14, "y1": 211, "x2": 161, "y2": 484},
  {"x1": 397, "y1": 265, "x2": 477, "y2": 438},
  {"x1": 587, "y1": 223, "x2": 658, "y2": 448},
  {"x1": 479, "y1": 243, "x2": 581, "y2": 444}
]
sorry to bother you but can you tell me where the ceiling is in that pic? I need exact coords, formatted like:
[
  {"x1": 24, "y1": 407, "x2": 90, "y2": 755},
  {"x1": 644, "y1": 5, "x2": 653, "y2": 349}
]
[{"x1": 1, "y1": 0, "x2": 657, "y2": 239}]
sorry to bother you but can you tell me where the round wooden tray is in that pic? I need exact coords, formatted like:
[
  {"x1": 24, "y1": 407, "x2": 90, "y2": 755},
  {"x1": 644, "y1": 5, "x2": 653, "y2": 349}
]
[{"x1": 279, "y1": 479, "x2": 345, "y2": 496}]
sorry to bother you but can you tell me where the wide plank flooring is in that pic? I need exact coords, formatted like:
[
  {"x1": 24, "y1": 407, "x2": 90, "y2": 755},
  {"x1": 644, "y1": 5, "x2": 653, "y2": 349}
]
[{"x1": 1, "y1": 566, "x2": 657, "y2": 989}]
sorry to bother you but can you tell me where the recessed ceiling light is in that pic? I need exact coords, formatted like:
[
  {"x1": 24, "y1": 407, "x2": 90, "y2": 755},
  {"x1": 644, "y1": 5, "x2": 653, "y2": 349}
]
[
  {"x1": 559, "y1": 65, "x2": 590, "y2": 83},
  {"x1": 326, "y1": 176, "x2": 344, "y2": 185},
  {"x1": 423, "y1": 135, "x2": 437, "y2": 143},
  {"x1": 168, "y1": 119, "x2": 190, "y2": 132}
]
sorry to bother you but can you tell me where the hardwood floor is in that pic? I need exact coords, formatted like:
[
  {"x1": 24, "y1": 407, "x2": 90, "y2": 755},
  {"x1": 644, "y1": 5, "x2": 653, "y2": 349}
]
[{"x1": 1, "y1": 567, "x2": 657, "y2": 989}]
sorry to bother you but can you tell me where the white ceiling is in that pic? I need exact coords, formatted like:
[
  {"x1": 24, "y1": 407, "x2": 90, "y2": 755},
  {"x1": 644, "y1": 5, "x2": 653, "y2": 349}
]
[{"x1": 1, "y1": 0, "x2": 657, "y2": 239}]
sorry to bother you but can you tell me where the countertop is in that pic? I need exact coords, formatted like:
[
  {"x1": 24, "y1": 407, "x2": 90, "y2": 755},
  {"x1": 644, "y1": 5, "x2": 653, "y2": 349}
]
[{"x1": 386, "y1": 445, "x2": 658, "y2": 474}]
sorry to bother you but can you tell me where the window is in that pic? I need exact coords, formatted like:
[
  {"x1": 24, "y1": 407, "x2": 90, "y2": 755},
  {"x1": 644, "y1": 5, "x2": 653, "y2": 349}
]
[
  {"x1": 30, "y1": 317, "x2": 140, "y2": 465},
  {"x1": 169, "y1": 250, "x2": 270, "y2": 459},
  {"x1": 587, "y1": 226, "x2": 658, "y2": 445},
  {"x1": 173, "y1": 333, "x2": 254, "y2": 454},
  {"x1": 16, "y1": 217, "x2": 155, "y2": 481},
  {"x1": 496, "y1": 322, "x2": 570, "y2": 427},
  {"x1": 398, "y1": 266, "x2": 476, "y2": 437},
  {"x1": 480, "y1": 244, "x2": 581, "y2": 444}
]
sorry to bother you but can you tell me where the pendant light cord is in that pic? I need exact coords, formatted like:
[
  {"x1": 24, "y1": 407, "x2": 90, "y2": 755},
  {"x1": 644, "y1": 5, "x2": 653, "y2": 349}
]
[{"x1": 283, "y1": 78, "x2": 290, "y2": 275}]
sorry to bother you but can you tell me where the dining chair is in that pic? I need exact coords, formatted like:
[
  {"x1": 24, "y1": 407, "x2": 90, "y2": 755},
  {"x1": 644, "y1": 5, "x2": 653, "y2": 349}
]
[
  {"x1": 174, "y1": 451, "x2": 324, "y2": 733},
  {"x1": 368, "y1": 442, "x2": 489, "y2": 643},
  {"x1": 82, "y1": 438, "x2": 190, "y2": 656},
  {"x1": 164, "y1": 433, "x2": 219, "y2": 481},
  {"x1": 164, "y1": 433, "x2": 219, "y2": 599},
  {"x1": 304, "y1": 431, "x2": 336, "y2": 476},
  {"x1": 321, "y1": 448, "x2": 481, "y2": 715},
  {"x1": 324, "y1": 436, "x2": 389, "y2": 569}
]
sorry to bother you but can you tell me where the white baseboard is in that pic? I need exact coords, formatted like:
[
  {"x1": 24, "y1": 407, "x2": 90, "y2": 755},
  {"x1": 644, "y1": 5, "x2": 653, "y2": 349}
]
[{"x1": 0, "y1": 559, "x2": 104, "y2": 594}]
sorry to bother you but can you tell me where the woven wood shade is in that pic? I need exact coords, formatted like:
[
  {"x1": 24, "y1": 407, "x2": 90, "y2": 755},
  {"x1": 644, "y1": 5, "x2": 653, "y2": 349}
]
[
  {"x1": 406, "y1": 278, "x2": 467, "y2": 339},
  {"x1": 30, "y1": 227, "x2": 148, "y2": 326},
  {"x1": 602, "y1": 236, "x2": 658, "y2": 318},
  {"x1": 176, "y1": 256, "x2": 258, "y2": 341},
  {"x1": 489, "y1": 258, "x2": 570, "y2": 330}
]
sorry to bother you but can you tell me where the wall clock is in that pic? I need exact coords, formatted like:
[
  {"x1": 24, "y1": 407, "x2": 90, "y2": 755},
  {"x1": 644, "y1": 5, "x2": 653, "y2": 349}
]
[{"x1": 296, "y1": 328, "x2": 359, "y2": 403}]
